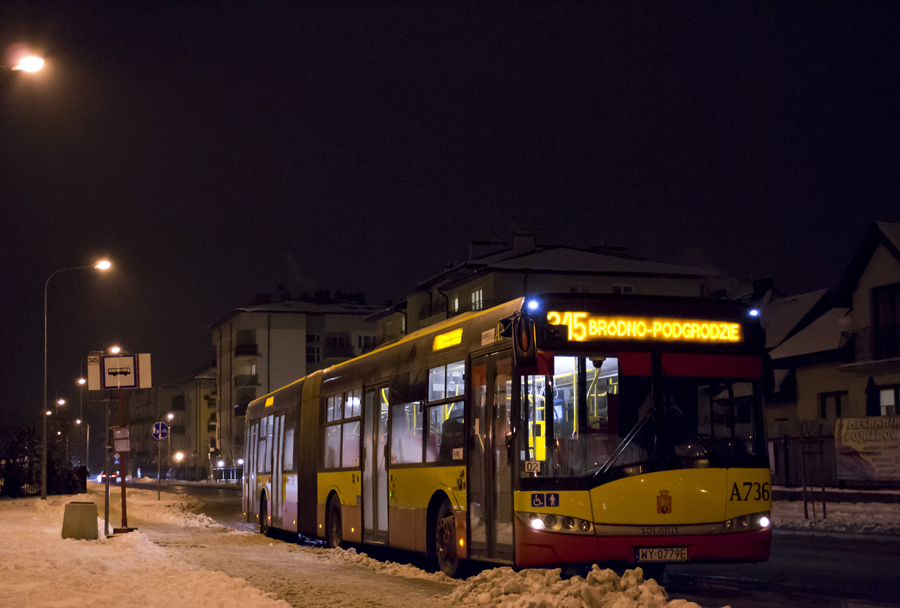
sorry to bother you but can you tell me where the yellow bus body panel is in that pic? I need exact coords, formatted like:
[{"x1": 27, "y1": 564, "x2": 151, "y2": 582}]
[
  {"x1": 318, "y1": 471, "x2": 359, "y2": 506},
  {"x1": 590, "y1": 468, "x2": 771, "y2": 525},
  {"x1": 513, "y1": 490, "x2": 593, "y2": 520},
  {"x1": 389, "y1": 466, "x2": 467, "y2": 511},
  {"x1": 724, "y1": 468, "x2": 772, "y2": 518}
]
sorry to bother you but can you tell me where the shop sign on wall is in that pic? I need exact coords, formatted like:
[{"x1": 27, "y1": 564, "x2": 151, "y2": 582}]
[{"x1": 834, "y1": 415, "x2": 900, "y2": 481}]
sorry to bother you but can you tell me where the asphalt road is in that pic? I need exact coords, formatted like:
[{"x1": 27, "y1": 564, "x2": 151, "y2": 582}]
[{"x1": 140, "y1": 481, "x2": 900, "y2": 608}]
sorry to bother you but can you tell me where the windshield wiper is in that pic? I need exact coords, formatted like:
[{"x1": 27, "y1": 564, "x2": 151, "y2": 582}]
[{"x1": 592, "y1": 409, "x2": 654, "y2": 481}]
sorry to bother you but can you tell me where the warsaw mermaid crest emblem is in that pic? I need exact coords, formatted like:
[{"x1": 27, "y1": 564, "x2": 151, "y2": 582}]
[{"x1": 657, "y1": 490, "x2": 672, "y2": 514}]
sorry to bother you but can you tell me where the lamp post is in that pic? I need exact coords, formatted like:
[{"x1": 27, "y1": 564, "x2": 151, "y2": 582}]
[
  {"x1": 166, "y1": 412, "x2": 174, "y2": 479},
  {"x1": 77, "y1": 377, "x2": 86, "y2": 467},
  {"x1": 42, "y1": 260, "x2": 112, "y2": 500}
]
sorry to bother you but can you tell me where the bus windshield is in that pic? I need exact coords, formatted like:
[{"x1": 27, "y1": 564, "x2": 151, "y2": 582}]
[{"x1": 519, "y1": 354, "x2": 764, "y2": 481}]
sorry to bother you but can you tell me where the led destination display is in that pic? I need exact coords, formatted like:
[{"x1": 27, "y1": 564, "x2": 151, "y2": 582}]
[{"x1": 546, "y1": 311, "x2": 742, "y2": 344}]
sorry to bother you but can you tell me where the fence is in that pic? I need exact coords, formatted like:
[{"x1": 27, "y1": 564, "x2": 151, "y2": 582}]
[
  {"x1": 770, "y1": 423, "x2": 900, "y2": 490},
  {"x1": 0, "y1": 459, "x2": 86, "y2": 497}
]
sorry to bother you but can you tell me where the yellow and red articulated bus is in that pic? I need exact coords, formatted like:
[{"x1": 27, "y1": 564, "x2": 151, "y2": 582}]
[{"x1": 243, "y1": 294, "x2": 772, "y2": 577}]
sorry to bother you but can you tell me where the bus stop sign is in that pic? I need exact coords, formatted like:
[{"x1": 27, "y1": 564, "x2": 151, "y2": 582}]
[{"x1": 152, "y1": 422, "x2": 169, "y2": 440}]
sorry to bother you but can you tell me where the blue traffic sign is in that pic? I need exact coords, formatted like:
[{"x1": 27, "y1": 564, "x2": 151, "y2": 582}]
[{"x1": 152, "y1": 422, "x2": 169, "y2": 440}]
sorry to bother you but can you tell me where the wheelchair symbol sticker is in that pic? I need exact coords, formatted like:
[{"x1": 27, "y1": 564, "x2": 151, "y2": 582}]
[{"x1": 531, "y1": 493, "x2": 560, "y2": 508}]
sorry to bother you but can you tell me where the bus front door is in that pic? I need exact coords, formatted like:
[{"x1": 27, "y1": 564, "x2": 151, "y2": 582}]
[
  {"x1": 468, "y1": 351, "x2": 514, "y2": 563},
  {"x1": 362, "y1": 386, "x2": 389, "y2": 544}
]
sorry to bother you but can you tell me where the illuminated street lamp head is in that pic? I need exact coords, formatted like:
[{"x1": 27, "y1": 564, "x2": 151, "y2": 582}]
[
  {"x1": 95, "y1": 260, "x2": 112, "y2": 271},
  {"x1": 174, "y1": 452, "x2": 184, "y2": 462},
  {"x1": 109, "y1": 346, "x2": 121, "y2": 354},
  {"x1": 77, "y1": 378, "x2": 86, "y2": 386},
  {"x1": 167, "y1": 413, "x2": 174, "y2": 421},
  {"x1": 45, "y1": 411, "x2": 52, "y2": 416},
  {"x1": 75, "y1": 419, "x2": 82, "y2": 425},
  {"x1": 13, "y1": 56, "x2": 44, "y2": 72},
  {"x1": 57, "y1": 398, "x2": 65, "y2": 406}
]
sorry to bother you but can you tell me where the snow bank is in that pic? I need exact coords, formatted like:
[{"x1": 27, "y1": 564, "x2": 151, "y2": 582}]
[
  {"x1": 771, "y1": 499, "x2": 900, "y2": 535},
  {"x1": 0, "y1": 490, "x2": 288, "y2": 608},
  {"x1": 318, "y1": 546, "x2": 456, "y2": 584},
  {"x1": 446, "y1": 565, "x2": 705, "y2": 608}
]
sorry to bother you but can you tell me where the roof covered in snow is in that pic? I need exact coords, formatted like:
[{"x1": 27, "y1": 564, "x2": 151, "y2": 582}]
[
  {"x1": 760, "y1": 289, "x2": 831, "y2": 349},
  {"x1": 208, "y1": 299, "x2": 383, "y2": 330},
  {"x1": 769, "y1": 306, "x2": 851, "y2": 362},
  {"x1": 834, "y1": 221, "x2": 900, "y2": 307},
  {"x1": 418, "y1": 245, "x2": 717, "y2": 290}
]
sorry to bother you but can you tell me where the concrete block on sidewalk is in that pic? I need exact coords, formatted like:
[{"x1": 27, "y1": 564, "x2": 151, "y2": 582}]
[{"x1": 62, "y1": 501, "x2": 98, "y2": 540}]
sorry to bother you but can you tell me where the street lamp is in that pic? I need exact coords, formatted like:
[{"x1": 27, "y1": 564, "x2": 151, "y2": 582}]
[
  {"x1": 13, "y1": 56, "x2": 44, "y2": 72},
  {"x1": 42, "y1": 259, "x2": 112, "y2": 500}
]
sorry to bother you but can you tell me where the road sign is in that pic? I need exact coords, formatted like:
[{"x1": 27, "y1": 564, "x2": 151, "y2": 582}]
[
  {"x1": 92, "y1": 353, "x2": 153, "y2": 390},
  {"x1": 152, "y1": 422, "x2": 169, "y2": 440}
]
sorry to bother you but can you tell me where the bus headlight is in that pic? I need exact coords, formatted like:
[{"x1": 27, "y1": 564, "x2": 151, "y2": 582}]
[
  {"x1": 517, "y1": 512, "x2": 593, "y2": 535},
  {"x1": 722, "y1": 511, "x2": 770, "y2": 534}
]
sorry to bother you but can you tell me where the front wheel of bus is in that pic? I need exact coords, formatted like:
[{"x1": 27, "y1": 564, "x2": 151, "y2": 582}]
[
  {"x1": 326, "y1": 498, "x2": 343, "y2": 549},
  {"x1": 435, "y1": 500, "x2": 462, "y2": 578}
]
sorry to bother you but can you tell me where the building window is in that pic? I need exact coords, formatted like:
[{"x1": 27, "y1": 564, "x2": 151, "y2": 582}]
[
  {"x1": 357, "y1": 335, "x2": 376, "y2": 349},
  {"x1": 306, "y1": 333, "x2": 320, "y2": 343},
  {"x1": 873, "y1": 283, "x2": 900, "y2": 359},
  {"x1": 612, "y1": 284, "x2": 634, "y2": 295},
  {"x1": 306, "y1": 345, "x2": 321, "y2": 363},
  {"x1": 471, "y1": 288, "x2": 483, "y2": 312},
  {"x1": 880, "y1": 385, "x2": 899, "y2": 416},
  {"x1": 451, "y1": 295, "x2": 459, "y2": 313},
  {"x1": 171, "y1": 394, "x2": 186, "y2": 411},
  {"x1": 819, "y1": 391, "x2": 846, "y2": 421}
]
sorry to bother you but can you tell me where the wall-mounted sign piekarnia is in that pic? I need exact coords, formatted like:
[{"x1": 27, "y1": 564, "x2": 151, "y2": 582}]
[{"x1": 546, "y1": 311, "x2": 742, "y2": 344}]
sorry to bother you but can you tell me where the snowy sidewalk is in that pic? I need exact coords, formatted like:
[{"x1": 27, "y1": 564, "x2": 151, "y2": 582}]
[{"x1": 1, "y1": 487, "x2": 700, "y2": 608}]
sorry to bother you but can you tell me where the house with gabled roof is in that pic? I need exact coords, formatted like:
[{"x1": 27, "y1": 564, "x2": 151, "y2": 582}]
[{"x1": 769, "y1": 221, "x2": 900, "y2": 487}]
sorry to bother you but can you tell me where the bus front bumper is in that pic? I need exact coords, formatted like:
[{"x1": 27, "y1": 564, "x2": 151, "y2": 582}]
[{"x1": 513, "y1": 519, "x2": 772, "y2": 568}]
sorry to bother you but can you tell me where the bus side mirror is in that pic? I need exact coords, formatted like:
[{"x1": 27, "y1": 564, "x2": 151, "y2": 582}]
[{"x1": 513, "y1": 314, "x2": 537, "y2": 368}]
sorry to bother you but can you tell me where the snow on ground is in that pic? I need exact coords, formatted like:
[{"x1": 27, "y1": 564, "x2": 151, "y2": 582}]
[
  {"x1": 0, "y1": 489, "x2": 289, "y2": 608},
  {"x1": 2, "y1": 483, "x2": 898, "y2": 608},
  {"x1": 772, "y1": 496, "x2": 900, "y2": 535}
]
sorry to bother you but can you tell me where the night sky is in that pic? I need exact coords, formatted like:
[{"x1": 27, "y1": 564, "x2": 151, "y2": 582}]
[{"x1": 1, "y1": 3, "x2": 898, "y2": 426}]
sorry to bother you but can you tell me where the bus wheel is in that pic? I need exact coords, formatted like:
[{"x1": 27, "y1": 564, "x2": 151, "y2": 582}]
[
  {"x1": 435, "y1": 500, "x2": 462, "y2": 578},
  {"x1": 259, "y1": 496, "x2": 269, "y2": 536},
  {"x1": 326, "y1": 498, "x2": 343, "y2": 549}
]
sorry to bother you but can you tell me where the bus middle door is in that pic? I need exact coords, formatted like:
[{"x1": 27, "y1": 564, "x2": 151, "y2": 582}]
[{"x1": 468, "y1": 350, "x2": 514, "y2": 563}]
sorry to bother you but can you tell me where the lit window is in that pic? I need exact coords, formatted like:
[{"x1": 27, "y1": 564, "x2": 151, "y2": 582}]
[
  {"x1": 471, "y1": 289, "x2": 483, "y2": 311},
  {"x1": 881, "y1": 387, "x2": 898, "y2": 416}
]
